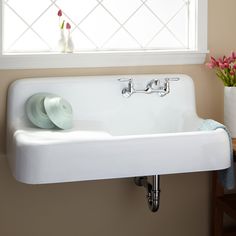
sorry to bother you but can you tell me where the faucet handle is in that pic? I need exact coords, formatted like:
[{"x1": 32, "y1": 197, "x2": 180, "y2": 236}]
[
  {"x1": 160, "y1": 77, "x2": 179, "y2": 89},
  {"x1": 146, "y1": 79, "x2": 160, "y2": 90},
  {"x1": 154, "y1": 77, "x2": 179, "y2": 97},
  {"x1": 118, "y1": 78, "x2": 133, "y2": 83},
  {"x1": 164, "y1": 77, "x2": 180, "y2": 82},
  {"x1": 118, "y1": 78, "x2": 134, "y2": 98}
]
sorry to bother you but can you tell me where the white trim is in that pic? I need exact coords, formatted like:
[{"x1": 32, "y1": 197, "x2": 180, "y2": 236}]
[
  {"x1": 0, "y1": 0, "x2": 2, "y2": 55},
  {"x1": 0, "y1": 0, "x2": 208, "y2": 69},
  {"x1": 0, "y1": 50, "x2": 207, "y2": 69},
  {"x1": 197, "y1": 0, "x2": 208, "y2": 53}
]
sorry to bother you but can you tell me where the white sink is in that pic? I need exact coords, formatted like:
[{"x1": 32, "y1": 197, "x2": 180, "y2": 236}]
[{"x1": 7, "y1": 74, "x2": 230, "y2": 184}]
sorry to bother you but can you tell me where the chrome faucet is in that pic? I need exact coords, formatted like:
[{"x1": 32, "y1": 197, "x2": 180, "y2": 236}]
[
  {"x1": 118, "y1": 78, "x2": 135, "y2": 98},
  {"x1": 147, "y1": 77, "x2": 180, "y2": 97},
  {"x1": 118, "y1": 77, "x2": 179, "y2": 98}
]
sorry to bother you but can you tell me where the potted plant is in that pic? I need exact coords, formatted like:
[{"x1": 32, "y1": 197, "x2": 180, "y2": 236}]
[{"x1": 206, "y1": 52, "x2": 236, "y2": 137}]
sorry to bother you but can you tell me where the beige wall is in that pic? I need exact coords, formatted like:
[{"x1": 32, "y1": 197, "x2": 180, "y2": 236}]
[{"x1": 0, "y1": 0, "x2": 235, "y2": 235}]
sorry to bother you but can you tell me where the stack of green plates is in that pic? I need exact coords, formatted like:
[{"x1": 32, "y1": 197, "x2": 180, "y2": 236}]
[{"x1": 26, "y1": 93, "x2": 73, "y2": 130}]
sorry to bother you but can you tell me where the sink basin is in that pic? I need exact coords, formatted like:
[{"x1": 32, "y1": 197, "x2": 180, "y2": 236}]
[{"x1": 7, "y1": 74, "x2": 230, "y2": 184}]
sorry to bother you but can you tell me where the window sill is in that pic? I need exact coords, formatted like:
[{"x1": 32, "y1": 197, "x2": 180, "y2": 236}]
[{"x1": 0, "y1": 50, "x2": 208, "y2": 70}]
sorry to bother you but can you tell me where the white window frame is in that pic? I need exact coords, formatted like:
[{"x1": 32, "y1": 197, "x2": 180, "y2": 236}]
[{"x1": 0, "y1": 0, "x2": 208, "y2": 70}]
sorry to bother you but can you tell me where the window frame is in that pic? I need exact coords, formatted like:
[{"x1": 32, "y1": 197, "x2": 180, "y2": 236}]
[{"x1": 0, "y1": 0, "x2": 208, "y2": 69}]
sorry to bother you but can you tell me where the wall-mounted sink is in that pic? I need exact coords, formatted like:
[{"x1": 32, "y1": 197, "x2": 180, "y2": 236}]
[{"x1": 7, "y1": 74, "x2": 230, "y2": 184}]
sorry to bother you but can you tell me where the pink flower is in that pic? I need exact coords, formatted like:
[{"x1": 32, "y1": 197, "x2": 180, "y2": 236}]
[
  {"x1": 223, "y1": 56, "x2": 228, "y2": 63},
  {"x1": 58, "y1": 9, "x2": 62, "y2": 17},
  {"x1": 206, "y1": 62, "x2": 215, "y2": 69},
  {"x1": 232, "y1": 52, "x2": 236, "y2": 60},
  {"x1": 218, "y1": 58, "x2": 223, "y2": 64},
  {"x1": 210, "y1": 56, "x2": 216, "y2": 62},
  {"x1": 224, "y1": 63, "x2": 230, "y2": 69},
  {"x1": 210, "y1": 56, "x2": 219, "y2": 67},
  {"x1": 218, "y1": 56, "x2": 229, "y2": 64},
  {"x1": 219, "y1": 62, "x2": 225, "y2": 69},
  {"x1": 206, "y1": 52, "x2": 236, "y2": 86},
  {"x1": 227, "y1": 56, "x2": 234, "y2": 64},
  {"x1": 66, "y1": 22, "x2": 71, "y2": 30}
]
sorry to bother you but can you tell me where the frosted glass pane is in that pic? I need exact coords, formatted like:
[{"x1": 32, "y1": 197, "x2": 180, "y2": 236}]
[
  {"x1": 104, "y1": 28, "x2": 140, "y2": 49},
  {"x1": 125, "y1": 6, "x2": 163, "y2": 47},
  {"x1": 56, "y1": 0, "x2": 98, "y2": 25},
  {"x1": 79, "y1": 5, "x2": 120, "y2": 48},
  {"x1": 102, "y1": 0, "x2": 142, "y2": 23},
  {"x1": 2, "y1": 0, "x2": 194, "y2": 53},
  {"x1": 148, "y1": 28, "x2": 183, "y2": 49},
  {"x1": 146, "y1": 0, "x2": 186, "y2": 23},
  {"x1": 3, "y1": 5, "x2": 28, "y2": 51},
  {"x1": 7, "y1": 0, "x2": 51, "y2": 24},
  {"x1": 167, "y1": 6, "x2": 188, "y2": 47},
  {"x1": 71, "y1": 29, "x2": 96, "y2": 51},
  {"x1": 10, "y1": 30, "x2": 49, "y2": 52}
]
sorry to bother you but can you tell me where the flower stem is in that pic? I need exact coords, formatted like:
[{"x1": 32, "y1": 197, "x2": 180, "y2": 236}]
[{"x1": 61, "y1": 20, "x2": 65, "y2": 30}]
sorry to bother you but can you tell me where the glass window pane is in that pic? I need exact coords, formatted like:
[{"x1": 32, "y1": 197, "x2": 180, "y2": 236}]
[{"x1": 2, "y1": 0, "x2": 195, "y2": 53}]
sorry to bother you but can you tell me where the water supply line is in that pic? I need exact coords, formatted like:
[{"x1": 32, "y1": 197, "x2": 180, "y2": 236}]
[{"x1": 134, "y1": 175, "x2": 160, "y2": 213}]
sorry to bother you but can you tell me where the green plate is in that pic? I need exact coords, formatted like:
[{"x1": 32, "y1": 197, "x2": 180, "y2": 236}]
[
  {"x1": 26, "y1": 93, "x2": 56, "y2": 129},
  {"x1": 44, "y1": 95, "x2": 73, "y2": 130}
]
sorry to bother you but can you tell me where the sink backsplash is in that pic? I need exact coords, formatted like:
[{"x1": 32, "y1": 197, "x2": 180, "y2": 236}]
[{"x1": 8, "y1": 74, "x2": 201, "y2": 135}]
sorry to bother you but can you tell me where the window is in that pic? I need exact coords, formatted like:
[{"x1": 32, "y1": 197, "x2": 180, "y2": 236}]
[{"x1": 0, "y1": 0, "x2": 208, "y2": 69}]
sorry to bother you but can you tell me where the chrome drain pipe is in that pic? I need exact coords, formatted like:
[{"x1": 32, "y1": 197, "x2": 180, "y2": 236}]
[{"x1": 134, "y1": 175, "x2": 160, "y2": 213}]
